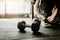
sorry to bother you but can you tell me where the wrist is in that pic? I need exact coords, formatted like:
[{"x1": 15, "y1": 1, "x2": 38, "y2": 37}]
[{"x1": 51, "y1": 15, "x2": 55, "y2": 18}]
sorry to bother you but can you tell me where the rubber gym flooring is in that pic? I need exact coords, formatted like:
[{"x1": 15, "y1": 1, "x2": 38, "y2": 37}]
[{"x1": 0, "y1": 18, "x2": 60, "y2": 40}]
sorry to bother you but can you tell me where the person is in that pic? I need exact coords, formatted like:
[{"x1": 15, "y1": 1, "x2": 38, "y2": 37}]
[{"x1": 34, "y1": 0, "x2": 60, "y2": 26}]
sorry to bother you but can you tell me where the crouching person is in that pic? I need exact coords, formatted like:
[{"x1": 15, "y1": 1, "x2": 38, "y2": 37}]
[{"x1": 34, "y1": 0, "x2": 60, "y2": 27}]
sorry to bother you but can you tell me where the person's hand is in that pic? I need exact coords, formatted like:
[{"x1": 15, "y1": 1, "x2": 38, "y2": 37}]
[
  {"x1": 47, "y1": 16, "x2": 54, "y2": 22},
  {"x1": 38, "y1": 15, "x2": 46, "y2": 21}
]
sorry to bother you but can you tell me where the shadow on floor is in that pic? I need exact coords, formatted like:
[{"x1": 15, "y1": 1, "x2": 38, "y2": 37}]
[
  {"x1": 19, "y1": 29, "x2": 26, "y2": 33},
  {"x1": 45, "y1": 25, "x2": 60, "y2": 30},
  {"x1": 18, "y1": 29, "x2": 50, "y2": 37},
  {"x1": 32, "y1": 32, "x2": 50, "y2": 37}
]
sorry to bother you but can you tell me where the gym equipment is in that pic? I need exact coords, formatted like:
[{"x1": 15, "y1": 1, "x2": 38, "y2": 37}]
[
  {"x1": 31, "y1": 18, "x2": 41, "y2": 33},
  {"x1": 17, "y1": 18, "x2": 41, "y2": 32},
  {"x1": 17, "y1": 21, "x2": 26, "y2": 31},
  {"x1": 17, "y1": 21, "x2": 31, "y2": 30}
]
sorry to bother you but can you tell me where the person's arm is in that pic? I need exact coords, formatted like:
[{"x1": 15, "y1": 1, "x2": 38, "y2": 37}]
[
  {"x1": 47, "y1": 5, "x2": 58, "y2": 22},
  {"x1": 51, "y1": 5, "x2": 58, "y2": 18},
  {"x1": 34, "y1": 0, "x2": 45, "y2": 21},
  {"x1": 34, "y1": 0, "x2": 41, "y2": 14}
]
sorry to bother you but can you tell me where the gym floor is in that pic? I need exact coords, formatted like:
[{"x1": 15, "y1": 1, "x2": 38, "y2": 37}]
[{"x1": 0, "y1": 18, "x2": 60, "y2": 40}]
